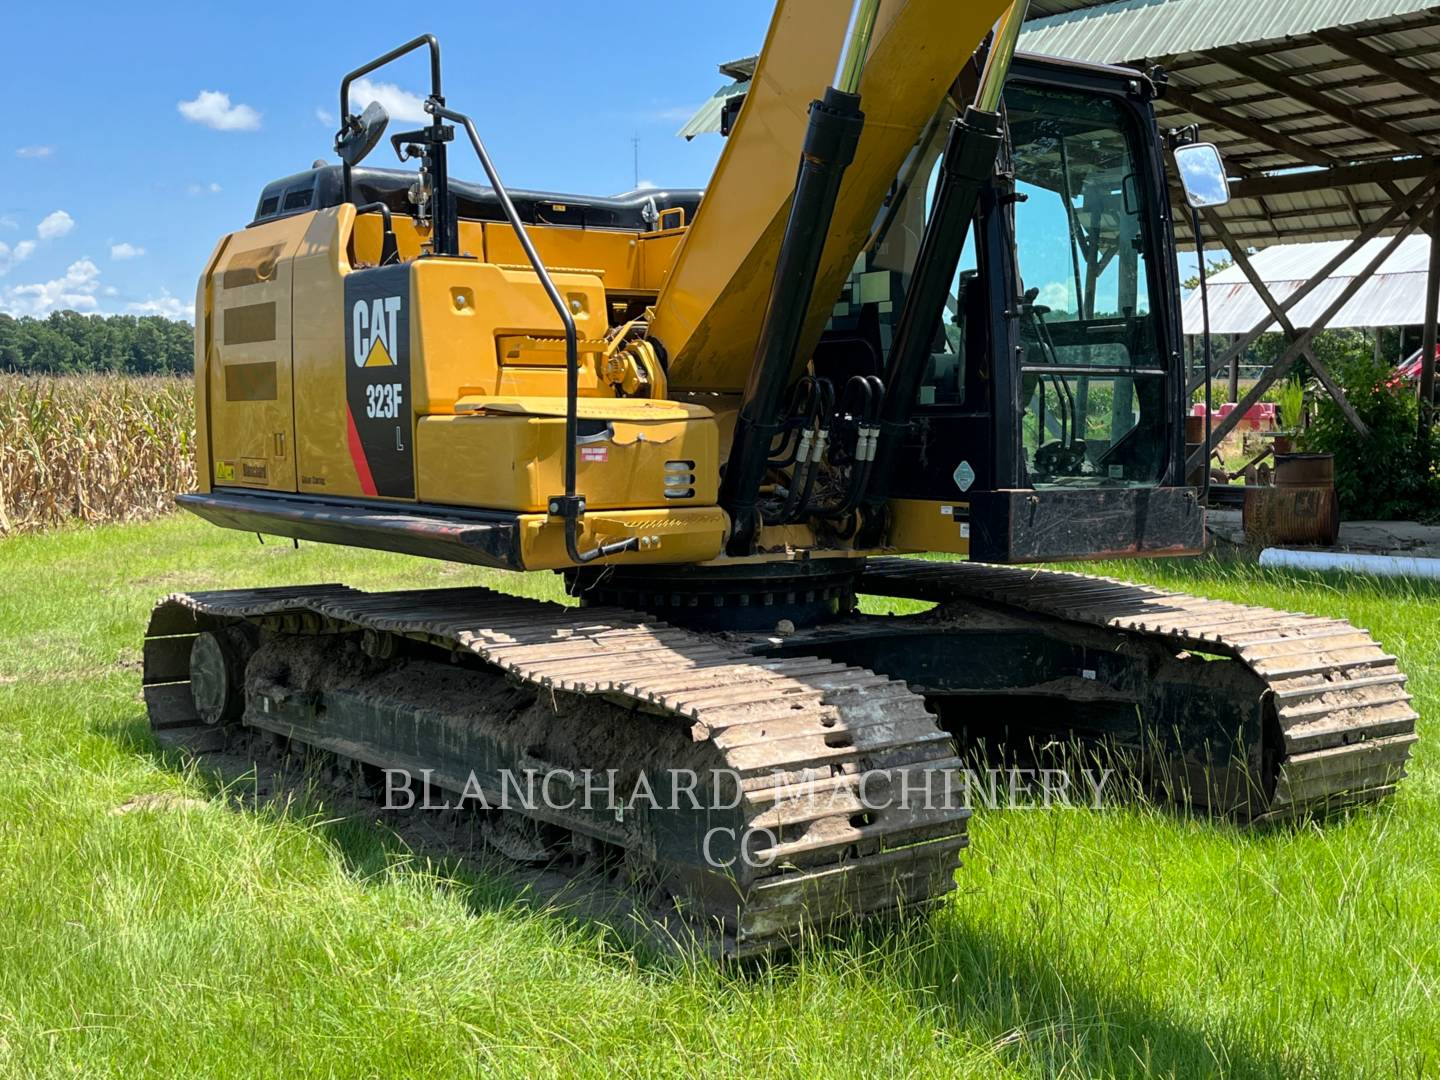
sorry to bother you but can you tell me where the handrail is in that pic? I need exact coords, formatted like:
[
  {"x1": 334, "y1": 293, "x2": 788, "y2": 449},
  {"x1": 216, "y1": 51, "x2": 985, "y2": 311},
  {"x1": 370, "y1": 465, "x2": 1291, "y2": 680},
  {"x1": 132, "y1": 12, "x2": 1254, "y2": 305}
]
[{"x1": 428, "y1": 100, "x2": 639, "y2": 564}]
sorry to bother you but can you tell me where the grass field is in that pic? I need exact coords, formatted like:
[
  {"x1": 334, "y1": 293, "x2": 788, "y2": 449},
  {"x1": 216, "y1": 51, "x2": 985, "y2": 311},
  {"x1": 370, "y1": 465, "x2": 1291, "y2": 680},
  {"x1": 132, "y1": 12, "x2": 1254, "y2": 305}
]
[{"x1": 0, "y1": 515, "x2": 1436, "y2": 1078}]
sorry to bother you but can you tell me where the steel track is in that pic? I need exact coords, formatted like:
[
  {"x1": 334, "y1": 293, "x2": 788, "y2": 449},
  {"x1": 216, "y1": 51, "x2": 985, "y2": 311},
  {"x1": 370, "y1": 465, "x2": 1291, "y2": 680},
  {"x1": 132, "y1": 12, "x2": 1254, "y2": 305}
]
[
  {"x1": 143, "y1": 585, "x2": 970, "y2": 957},
  {"x1": 860, "y1": 558, "x2": 1419, "y2": 822}
]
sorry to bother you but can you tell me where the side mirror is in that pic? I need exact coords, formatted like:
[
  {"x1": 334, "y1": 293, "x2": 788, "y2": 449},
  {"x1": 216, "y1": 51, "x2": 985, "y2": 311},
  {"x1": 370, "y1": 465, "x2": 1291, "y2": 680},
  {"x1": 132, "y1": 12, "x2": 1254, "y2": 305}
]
[
  {"x1": 335, "y1": 101, "x2": 390, "y2": 167},
  {"x1": 1173, "y1": 142, "x2": 1230, "y2": 209}
]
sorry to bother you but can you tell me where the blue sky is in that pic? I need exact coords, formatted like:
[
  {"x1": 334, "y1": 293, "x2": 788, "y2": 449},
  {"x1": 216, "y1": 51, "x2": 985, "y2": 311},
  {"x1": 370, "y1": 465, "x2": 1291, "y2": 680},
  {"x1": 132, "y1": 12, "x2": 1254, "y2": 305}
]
[{"x1": 0, "y1": 1, "x2": 775, "y2": 322}]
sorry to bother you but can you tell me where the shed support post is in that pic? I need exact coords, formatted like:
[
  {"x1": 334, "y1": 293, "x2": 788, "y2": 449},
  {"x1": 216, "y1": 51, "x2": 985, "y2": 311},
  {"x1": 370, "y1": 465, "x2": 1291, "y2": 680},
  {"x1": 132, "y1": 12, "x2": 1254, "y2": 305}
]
[{"x1": 1420, "y1": 195, "x2": 1440, "y2": 448}]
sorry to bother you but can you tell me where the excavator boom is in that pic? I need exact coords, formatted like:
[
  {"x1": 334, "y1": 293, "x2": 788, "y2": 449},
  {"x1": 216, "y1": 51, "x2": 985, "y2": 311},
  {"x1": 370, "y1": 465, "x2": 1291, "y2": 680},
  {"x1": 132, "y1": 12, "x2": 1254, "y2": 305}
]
[{"x1": 652, "y1": 0, "x2": 1015, "y2": 393}]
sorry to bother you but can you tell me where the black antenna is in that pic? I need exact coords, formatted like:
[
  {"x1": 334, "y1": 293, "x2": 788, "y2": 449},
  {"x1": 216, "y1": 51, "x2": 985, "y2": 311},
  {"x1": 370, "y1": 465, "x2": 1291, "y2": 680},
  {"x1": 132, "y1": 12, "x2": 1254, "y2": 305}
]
[{"x1": 632, "y1": 135, "x2": 640, "y2": 189}]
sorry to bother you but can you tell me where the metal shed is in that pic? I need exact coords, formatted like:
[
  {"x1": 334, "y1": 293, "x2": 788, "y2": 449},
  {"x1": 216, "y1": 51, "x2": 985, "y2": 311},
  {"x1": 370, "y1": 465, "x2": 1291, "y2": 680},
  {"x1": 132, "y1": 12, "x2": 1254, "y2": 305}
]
[{"x1": 1020, "y1": 0, "x2": 1440, "y2": 462}]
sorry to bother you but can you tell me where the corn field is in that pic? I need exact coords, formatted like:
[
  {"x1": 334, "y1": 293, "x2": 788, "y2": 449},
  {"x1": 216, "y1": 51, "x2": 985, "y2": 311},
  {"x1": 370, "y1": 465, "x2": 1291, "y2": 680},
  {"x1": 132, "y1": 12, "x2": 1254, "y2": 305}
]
[{"x1": 0, "y1": 374, "x2": 194, "y2": 534}]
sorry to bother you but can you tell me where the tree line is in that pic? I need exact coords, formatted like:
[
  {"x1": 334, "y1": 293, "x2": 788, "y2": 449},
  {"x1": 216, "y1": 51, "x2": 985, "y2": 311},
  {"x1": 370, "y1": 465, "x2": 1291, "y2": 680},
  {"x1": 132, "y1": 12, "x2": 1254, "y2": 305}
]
[{"x1": 0, "y1": 311, "x2": 194, "y2": 375}]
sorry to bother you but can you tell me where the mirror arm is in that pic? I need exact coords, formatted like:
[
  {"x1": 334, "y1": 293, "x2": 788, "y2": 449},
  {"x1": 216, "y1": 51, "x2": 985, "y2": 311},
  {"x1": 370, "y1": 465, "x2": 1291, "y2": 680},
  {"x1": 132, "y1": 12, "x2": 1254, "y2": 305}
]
[{"x1": 1192, "y1": 204, "x2": 1214, "y2": 502}]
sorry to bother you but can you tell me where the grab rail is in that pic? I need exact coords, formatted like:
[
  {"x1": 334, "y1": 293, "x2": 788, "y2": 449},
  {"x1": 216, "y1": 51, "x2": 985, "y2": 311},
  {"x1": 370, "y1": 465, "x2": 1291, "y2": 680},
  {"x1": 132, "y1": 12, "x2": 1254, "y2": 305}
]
[{"x1": 428, "y1": 100, "x2": 639, "y2": 564}]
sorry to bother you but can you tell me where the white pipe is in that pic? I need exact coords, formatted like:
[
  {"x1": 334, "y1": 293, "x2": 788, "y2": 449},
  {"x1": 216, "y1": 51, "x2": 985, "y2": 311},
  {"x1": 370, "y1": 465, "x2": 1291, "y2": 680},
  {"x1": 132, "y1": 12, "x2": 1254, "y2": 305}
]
[{"x1": 1259, "y1": 547, "x2": 1440, "y2": 580}]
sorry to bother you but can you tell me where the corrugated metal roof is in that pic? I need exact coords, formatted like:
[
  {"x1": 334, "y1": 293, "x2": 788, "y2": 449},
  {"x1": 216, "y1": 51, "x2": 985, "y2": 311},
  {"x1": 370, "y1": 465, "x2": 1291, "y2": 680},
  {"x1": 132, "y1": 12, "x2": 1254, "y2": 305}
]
[
  {"x1": 1181, "y1": 235, "x2": 1435, "y2": 331},
  {"x1": 1022, "y1": 0, "x2": 1440, "y2": 245},
  {"x1": 677, "y1": 79, "x2": 750, "y2": 140},
  {"x1": 1019, "y1": 0, "x2": 1438, "y2": 64},
  {"x1": 1209, "y1": 235, "x2": 1433, "y2": 281}
]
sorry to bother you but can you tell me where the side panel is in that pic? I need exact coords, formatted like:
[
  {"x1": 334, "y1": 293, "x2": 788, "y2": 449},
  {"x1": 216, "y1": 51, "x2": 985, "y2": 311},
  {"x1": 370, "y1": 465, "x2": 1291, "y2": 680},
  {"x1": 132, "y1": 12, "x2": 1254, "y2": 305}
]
[
  {"x1": 408, "y1": 260, "x2": 609, "y2": 412},
  {"x1": 192, "y1": 236, "x2": 228, "y2": 495},
  {"x1": 416, "y1": 412, "x2": 718, "y2": 513},
  {"x1": 292, "y1": 207, "x2": 359, "y2": 497},
  {"x1": 887, "y1": 498, "x2": 971, "y2": 555},
  {"x1": 208, "y1": 217, "x2": 306, "y2": 491}
]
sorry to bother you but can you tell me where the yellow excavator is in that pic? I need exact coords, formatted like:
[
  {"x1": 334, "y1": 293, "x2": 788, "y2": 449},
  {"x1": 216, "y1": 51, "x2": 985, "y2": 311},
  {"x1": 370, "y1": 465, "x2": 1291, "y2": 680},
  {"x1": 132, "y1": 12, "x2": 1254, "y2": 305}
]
[{"x1": 143, "y1": 1, "x2": 1417, "y2": 955}]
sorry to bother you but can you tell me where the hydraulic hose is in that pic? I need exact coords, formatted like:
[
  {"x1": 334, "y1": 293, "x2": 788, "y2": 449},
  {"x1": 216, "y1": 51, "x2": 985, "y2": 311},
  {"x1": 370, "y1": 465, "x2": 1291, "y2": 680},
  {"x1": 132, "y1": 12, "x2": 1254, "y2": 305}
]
[{"x1": 718, "y1": 86, "x2": 865, "y2": 554}]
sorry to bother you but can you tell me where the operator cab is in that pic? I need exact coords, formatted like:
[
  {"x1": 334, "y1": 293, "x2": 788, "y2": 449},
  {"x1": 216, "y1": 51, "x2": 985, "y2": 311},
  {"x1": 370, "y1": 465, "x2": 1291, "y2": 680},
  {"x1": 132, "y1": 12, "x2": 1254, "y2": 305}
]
[{"x1": 818, "y1": 53, "x2": 1202, "y2": 560}]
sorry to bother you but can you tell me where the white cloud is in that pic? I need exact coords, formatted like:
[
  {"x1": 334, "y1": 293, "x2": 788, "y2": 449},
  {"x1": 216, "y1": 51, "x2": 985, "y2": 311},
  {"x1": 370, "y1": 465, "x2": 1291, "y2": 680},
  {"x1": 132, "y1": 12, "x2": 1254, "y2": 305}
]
[
  {"x1": 36, "y1": 210, "x2": 75, "y2": 240},
  {"x1": 1, "y1": 258, "x2": 102, "y2": 315},
  {"x1": 0, "y1": 239, "x2": 36, "y2": 275},
  {"x1": 16, "y1": 145, "x2": 54, "y2": 159},
  {"x1": 0, "y1": 215, "x2": 16, "y2": 229},
  {"x1": 350, "y1": 78, "x2": 428, "y2": 124},
  {"x1": 178, "y1": 90, "x2": 261, "y2": 132},
  {"x1": 0, "y1": 209, "x2": 74, "y2": 273},
  {"x1": 1036, "y1": 281, "x2": 1074, "y2": 314},
  {"x1": 186, "y1": 181, "x2": 223, "y2": 196},
  {"x1": 110, "y1": 242, "x2": 145, "y2": 260},
  {"x1": 315, "y1": 107, "x2": 335, "y2": 126},
  {"x1": 635, "y1": 179, "x2": 658, "y2": 191},
  {"x1": 129, "y1": 289, "x2": 192, "y2": 321}
]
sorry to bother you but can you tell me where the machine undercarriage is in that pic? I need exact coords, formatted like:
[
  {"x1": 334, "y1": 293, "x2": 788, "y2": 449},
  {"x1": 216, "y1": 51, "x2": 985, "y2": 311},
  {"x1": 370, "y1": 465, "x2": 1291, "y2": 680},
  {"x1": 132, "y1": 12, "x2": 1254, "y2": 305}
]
[{"x1": 144, "y1": 558, "x2": 1416, "y2": 956}]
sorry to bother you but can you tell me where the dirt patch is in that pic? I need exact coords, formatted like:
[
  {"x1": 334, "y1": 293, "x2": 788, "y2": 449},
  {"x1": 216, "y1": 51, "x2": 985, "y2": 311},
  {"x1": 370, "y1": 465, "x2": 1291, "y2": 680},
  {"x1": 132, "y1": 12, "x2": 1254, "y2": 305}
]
[
  {"x1": 112, "y1": 793, "x2": 209, "y2": 815},
  {"x1": 112, "y1": 647, "x2": 143, "y2": 674}
]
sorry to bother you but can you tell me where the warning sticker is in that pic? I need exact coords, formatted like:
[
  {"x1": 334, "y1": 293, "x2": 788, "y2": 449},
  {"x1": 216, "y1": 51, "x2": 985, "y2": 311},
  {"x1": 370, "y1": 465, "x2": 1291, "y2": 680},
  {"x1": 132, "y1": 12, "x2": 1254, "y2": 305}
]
[
  {"x1": 953, "y1": 460, "x2": 976, "y2": 492},
  {"x1": 580, "y1": 446, "x2": 609, "y2": 463}
]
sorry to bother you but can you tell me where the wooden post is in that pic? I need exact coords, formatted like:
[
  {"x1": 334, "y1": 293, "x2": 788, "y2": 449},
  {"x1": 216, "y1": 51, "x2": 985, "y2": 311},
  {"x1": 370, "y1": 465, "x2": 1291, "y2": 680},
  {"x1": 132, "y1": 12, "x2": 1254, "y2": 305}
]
[{"x1": 1421, "y1": 197, "x2": 1440, "y2": 447}]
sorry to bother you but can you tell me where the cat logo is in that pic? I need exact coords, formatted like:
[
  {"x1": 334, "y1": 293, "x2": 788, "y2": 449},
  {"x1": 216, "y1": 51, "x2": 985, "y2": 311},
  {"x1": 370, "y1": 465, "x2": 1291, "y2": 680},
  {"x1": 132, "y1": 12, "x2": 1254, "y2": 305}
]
[
  {"x1": 351, "y1": 295, "x2": 402, "y2": 368},
  {"x1": 344, "y1": 266, "x2": 414, "y2": 499}
]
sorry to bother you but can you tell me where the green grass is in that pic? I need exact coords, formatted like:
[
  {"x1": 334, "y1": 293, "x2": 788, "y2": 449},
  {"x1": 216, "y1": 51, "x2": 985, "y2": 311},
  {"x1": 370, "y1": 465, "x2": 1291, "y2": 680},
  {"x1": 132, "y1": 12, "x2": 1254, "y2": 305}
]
[{"x1": 0, "y1": 516, "x2": 1437, "y2": 1078}]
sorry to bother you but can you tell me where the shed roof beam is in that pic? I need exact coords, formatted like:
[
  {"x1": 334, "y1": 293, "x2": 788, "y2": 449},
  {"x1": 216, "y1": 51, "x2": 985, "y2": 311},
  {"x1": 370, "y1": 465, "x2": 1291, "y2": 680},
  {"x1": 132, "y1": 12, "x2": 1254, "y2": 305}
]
[
  {"x1": 1212, "y1": 47, "x2": 1438, "y2": 158},
  {"x1": 1165, "y1": 82, "x2": 1340, "y2": 169},
  {"x1": 1230, "y1": 157, "x2": 1435, "y2": 200}
]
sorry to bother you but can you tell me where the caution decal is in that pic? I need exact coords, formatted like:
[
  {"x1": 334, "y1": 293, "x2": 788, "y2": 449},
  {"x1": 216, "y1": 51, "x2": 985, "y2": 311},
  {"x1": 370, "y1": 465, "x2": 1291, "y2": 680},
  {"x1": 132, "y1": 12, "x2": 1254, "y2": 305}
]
[{"x1": 343, "y1": 266, "x2": 414, "y2": 498}]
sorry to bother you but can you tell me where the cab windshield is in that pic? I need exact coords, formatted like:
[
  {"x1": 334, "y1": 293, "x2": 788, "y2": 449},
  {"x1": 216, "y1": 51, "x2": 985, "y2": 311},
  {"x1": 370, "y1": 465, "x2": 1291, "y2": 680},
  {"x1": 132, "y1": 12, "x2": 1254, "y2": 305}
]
[{"x1": 1006, "y1": 82, "x2": 1167, "y2": 488}]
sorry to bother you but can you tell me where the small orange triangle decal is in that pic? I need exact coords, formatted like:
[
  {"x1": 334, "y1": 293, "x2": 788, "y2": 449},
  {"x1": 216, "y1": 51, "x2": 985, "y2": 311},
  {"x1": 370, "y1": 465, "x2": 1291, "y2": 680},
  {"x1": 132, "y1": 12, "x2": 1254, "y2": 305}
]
[{"x1": 363, "y1": 336, "x2": 395, "y2": 367}]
